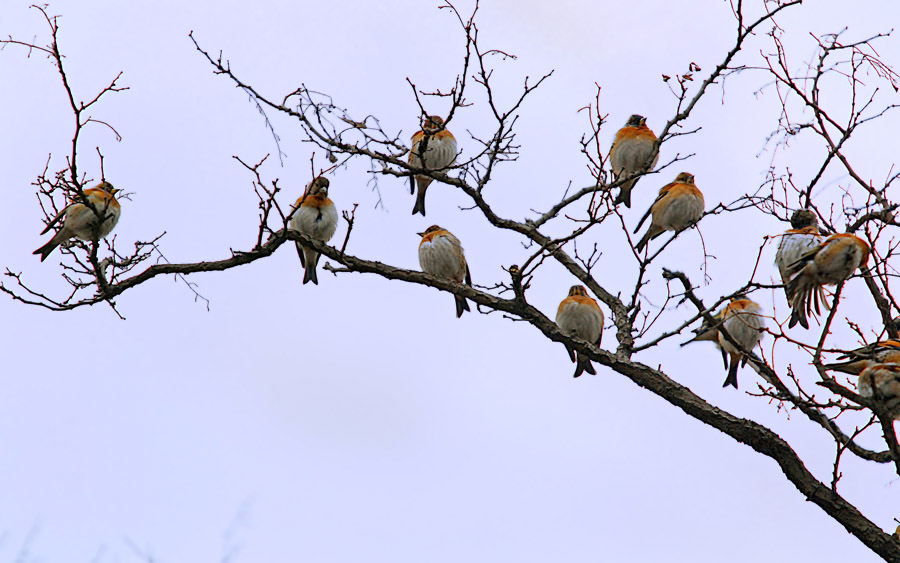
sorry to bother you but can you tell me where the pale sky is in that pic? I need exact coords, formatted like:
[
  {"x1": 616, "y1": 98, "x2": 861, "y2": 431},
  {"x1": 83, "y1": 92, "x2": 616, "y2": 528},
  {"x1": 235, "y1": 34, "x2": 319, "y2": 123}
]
[{"x1": 1, "y1": 1, "x2": 899, "y2": 561}]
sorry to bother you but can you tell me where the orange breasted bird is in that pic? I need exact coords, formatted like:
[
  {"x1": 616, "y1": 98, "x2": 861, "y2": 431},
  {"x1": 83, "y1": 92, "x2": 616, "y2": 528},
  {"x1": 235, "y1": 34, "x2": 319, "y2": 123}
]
[
  {"x1": 418, "y1": 225, "x2": 472, "y2": 318},
  {"x1": 609, "y1": 114, "x2": 659, "y2": 208},
  {"x1": 409, "y1": 115, "x2": 457, "y2": 217},
  {"x1": 682, "y1": 297, "x2": 765, "y2": 389},
  {"x1": 857, "y1": 363, "x2": 900, "y2": 419},
  {"x1": 775, "y1": 209, "x2": 823, "y2": 303},
  {"x1": 34, "y1": 181, "x2": 122, "y2": 262},
  {"x1": 556, "y1": 285, "x2": 604, "y2": 378},
  {"x1": 289, "y1": 177, "x2": 338, "y2": 285},
  {"x1": 634, "y1": 172, "x2": 704, "y2": 253},
  {"x1": 784, "y1": 233, "x2": 869, "y2": 329}
]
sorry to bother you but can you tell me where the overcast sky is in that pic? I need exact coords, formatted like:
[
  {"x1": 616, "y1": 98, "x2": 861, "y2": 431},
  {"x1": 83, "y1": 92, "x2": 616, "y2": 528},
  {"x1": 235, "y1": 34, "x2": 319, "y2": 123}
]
[{"x1": 2, "y1": 1, "x2": 899, "y2": 561}]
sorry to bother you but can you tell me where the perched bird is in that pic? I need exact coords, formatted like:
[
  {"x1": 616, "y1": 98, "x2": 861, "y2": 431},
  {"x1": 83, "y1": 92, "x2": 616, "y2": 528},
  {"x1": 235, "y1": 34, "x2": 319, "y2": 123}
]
[
  {"x1": 34, "y1": 181, "x2": 122, "y2": 262},
  {"x1": 717, "y1": 298, "x2": 766, "y2": 389},
  {"x1": 609, "y1": 114, "x2": 659, "y2": 208},
  {"x1": 682, "y1": 297, "x2": 765, "y2": 388},
  {"x1": 418, "y1": 225, "x2": 471, "y2": 318},
  {"x1": 556, "y1": 285, "x2": 604, "y2": 378},
  {"x1": 409, "y1": 115, "x2": 457, "y2": 216},
  {"x1": 634, "y1": 172, "x2": 704, "y2": 252},
  {"x1": 822, "y1": 340, "x2": 900, "y2": 375},
  {"x1": 785, "y1": 233, "x2": 870, "y2": 329},
  {"x1": 857, "y1": 363, "x2": 900, "y2": 419},
  {"x1": 289, "y1": 177, "x2": 338, "y2": 285},
  {"x1": 775, "y1": 209, "x2": 823, "y2": 302}
]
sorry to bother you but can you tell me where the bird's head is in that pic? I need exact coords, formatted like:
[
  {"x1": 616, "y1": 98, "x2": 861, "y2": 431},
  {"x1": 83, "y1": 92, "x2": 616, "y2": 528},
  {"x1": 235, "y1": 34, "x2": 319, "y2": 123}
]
[
  {"x1": 674, "y1": 172, "x2": 695, "y2": 184},
  {"x1": 626, "y1": 114, "x2": 646, "y2": 127},
  {"x1": 568, "y1": 285, "x2": 588, "y2": 297},
  {"x1": 96, "y1": 181, "x2": 119, "y2": 195},
  {"x1": 422, "y1": 115, "x2": 445, "y2": 133},
  {"x1": 417, "y1": 225, "x2": 443, "y2": 238},
  {"x1": 306, "y1": 176, "x2": 330, "y2": 197},
  {"x1": 789, "y1": 209, "x2": 818, "y2": 230}
]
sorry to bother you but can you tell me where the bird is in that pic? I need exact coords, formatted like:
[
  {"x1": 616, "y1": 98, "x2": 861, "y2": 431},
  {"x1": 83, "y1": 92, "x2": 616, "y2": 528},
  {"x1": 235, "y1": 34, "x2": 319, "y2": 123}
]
[
  {"x1": 775, "y1": 209, "x2": 823, "y2": 303},
  {"x1": 822, "y1": 340, "x2": 900, "y2": 375},
  {"x1": 409, "y1": 115, "x2": 457, "y2": 216},
  {"x1": 682, "y1": 297, "x2": 765, "y2": 388},
  {"x1": 556, "y1": 285, "x2": 604, "y2": 378},
  {"x1": 857, "y1": 363, "x2": 900, "y2": 419},
  {"x1": 33, "y1": 181, "x2": 122, "y2": 262},
  {"x1": 609, "y1": 114, "x2": 659, "y2": 208},
  {"x1": 634, "y1": 172, "x2": 704, "y2": 252},
  {"x1": 417, "y1": 225, "x2": 471, "y2": 317},
  {"x1": 784, "y1": 233, "x2": 870, "y2": 329},
  {"x1": 289, "y1": 176, "x2": 338, "y2": 285}
]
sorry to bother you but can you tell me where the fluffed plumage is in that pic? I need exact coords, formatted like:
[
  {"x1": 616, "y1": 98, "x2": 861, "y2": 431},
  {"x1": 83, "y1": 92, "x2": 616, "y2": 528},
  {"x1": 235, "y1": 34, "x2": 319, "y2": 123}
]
[
  {"x1": 409, "y1": 115, "x2": 457, "y2": 216},
  {"x1": 775, "y1": 210, "x2": 823, "y2": 303},
  {"x1": 857, "y1": 363, "x2": 900, "y2": 419},
  {"x1": 784, "y1": 233, "x2": 869, "y2": 329},
  {"x1": 33, "y1": 181, "x2": 122, "y2": 262},
  {"x1": 609, "y1": 114, "x2": 659, "y2": 208},
  {"x1": 418, "y1": 225, "x2": 472, "y2": 317},
  {"x1": 289, "y1": 177, "x2": 338, "y2": 285},
  {"x1": 682, "y1": 297, "x2": 765, "y2": 388},
  {"x1": 634, "y1": 172, "x2": 704, "y2": 252},
  {"x1": 556, "y1": 285, "x2": 604, "y2": 378}
]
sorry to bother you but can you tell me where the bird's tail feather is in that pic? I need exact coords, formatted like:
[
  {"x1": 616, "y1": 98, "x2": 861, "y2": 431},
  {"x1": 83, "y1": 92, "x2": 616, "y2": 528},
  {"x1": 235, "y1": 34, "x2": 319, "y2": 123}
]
[
  {"x1": 302, "y1": 250, "x2": 320, "y2": 285},
  {"x1": 614, "y1": 180, "x2": 635, "y2": 208},
  {"x1": 33, "y1": 232, "x2": 64, "y2": 262},
  {"x1": 722, "y1": 357, "x2": 739, "y2": 388},
  {"x1": 412, "y1": 178, "x2": 429, "y2": 216},
  {"x1": 574, "y1": 353, "x2": 596, "y2": 377},
  {"x1": 455, "y1": 295, "x2": 470, "y2": 318}
]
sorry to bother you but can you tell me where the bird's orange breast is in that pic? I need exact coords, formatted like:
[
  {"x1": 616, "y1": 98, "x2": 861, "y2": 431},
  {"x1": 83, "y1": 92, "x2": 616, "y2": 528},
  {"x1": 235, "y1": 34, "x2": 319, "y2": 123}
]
[
  {"x1": 614, "y1": 125, "x2": 656, "y2": 144},
  {"x1": 297, "y1": 194, "x2": 333, "y2": 209},
  {"x1": 785, "y1": 225, "x2": 820, "y2": 235},
  {"x1": 419, "y1": 229, "x2": 450, "y2": 246},
  {"x1": 83, "y1": 189, "x2": 120, "y2": 208},
  {"x1": 727, "y1": 299, "x2": 756, "y2": 312},
  {"x1": 659, "y1": 182, "x2": 701, "y2": 200},
  {"x1": 562, "y1": 295, "x2": 602, "y2": 311}
]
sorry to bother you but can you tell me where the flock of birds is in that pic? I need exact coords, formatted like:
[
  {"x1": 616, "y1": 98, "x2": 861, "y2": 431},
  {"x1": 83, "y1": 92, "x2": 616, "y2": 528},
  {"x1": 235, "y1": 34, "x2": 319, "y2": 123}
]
[{"x1": 30, "y1": 114, "x2": 898, "y2": 417}]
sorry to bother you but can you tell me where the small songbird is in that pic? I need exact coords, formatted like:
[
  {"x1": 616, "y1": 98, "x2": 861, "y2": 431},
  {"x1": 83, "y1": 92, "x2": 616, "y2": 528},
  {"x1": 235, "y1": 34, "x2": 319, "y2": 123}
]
[
  {"x1": 785, "y1": 233, "x2": 870, "y2": 329},
  {"x1": 822, "y1": 340, "x2": 900, "y2": 375},
  {"x1": 409, "y1": 115, "x2": 457, "y2": 216},
  {"x1": 857, "y1": 363, "x2": 900, "y2": 419},
  {"x1": 418, "y1": 225, "x2": 472, "y2": 317},
  {"x1": 682, "y1": 297, "x2": 765, "y2": 388},
  {"x1": 289, "y1": 176, "x2": 338, "y2": 285},
  {"x1": 775, "y1": 209, "x2": 823, "y2": 303},
  {"x1": 609, "y1": 114, "x2": 659, "y2": 208},
  {"x1": 33, "y1": 181, "x2": 122, "y2": 262},
  {"x1": 634, "y1": 172, "x2": 704, "y2": 252},
  {"x1": 556, "y1": 285, "x2": 604, "y2": 378}
]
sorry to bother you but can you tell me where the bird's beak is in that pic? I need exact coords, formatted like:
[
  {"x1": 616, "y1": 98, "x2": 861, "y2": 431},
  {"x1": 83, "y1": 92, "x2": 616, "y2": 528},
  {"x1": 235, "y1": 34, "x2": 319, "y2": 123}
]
[{"x1": 416, "y1": 231, "x2": 425, "y2": 237}]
